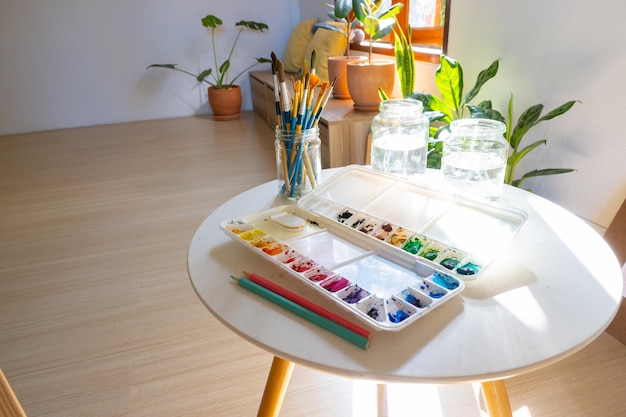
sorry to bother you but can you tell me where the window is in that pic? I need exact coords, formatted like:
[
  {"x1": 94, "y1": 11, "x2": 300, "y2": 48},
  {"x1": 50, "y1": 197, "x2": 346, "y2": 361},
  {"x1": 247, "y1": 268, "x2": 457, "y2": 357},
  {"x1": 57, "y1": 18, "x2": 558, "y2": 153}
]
[{"x1": 351, "y1": 0, "x2": 450, "y2": 64}]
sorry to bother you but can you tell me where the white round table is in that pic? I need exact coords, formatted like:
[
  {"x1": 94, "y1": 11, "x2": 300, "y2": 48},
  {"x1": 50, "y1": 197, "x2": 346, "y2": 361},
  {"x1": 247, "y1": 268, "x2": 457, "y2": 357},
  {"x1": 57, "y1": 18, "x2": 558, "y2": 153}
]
[{"x1": 187, "y1": 168, "x2": 623, "y2": 416}]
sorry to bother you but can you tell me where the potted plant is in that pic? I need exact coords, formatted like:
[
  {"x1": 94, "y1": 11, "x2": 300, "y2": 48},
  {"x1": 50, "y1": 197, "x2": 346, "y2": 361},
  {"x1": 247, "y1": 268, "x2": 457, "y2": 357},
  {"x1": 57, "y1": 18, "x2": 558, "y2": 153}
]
[
  {"x1": 411, "y1": 54, "x2": 579, "y2": 188},
  {"x1": 148, "y1": 15, "x2": 270, "y2": 121},
  {"x1": 347, "y1": 0, "x2": 403, "y2": 111},
  {"x1": 316, "y1": 0, "x2": 366, "y2": 99}
]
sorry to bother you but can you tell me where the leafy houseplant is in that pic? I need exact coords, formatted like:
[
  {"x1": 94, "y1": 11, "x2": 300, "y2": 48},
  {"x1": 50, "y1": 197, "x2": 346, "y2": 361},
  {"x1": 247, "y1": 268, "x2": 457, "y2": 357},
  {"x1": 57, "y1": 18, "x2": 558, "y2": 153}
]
[
  {"x1": 411, "y1": 54, "x2": 579, "y2": 188},
  {"x1": 148, "y1": 15, "x2": 270, "y2": 120}
]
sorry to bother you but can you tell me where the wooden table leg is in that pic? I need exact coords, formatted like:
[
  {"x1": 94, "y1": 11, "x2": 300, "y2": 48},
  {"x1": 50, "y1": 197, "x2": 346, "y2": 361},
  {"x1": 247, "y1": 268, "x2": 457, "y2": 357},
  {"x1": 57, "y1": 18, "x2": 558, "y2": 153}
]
[
  {"x1": 376, "y1": 384, "x2": 389, "y2": 417},
  {"x1": 481, "y1": 379, "x2": 513, "y2": 417},
  {"x1": 257, "y1": 356, "x2": 295, "y2": 417}
]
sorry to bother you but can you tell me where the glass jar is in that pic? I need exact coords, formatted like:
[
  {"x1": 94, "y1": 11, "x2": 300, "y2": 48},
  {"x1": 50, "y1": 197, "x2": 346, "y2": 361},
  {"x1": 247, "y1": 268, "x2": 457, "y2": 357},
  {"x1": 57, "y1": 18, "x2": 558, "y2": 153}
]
[
  {"x1": 370, "y1": 99, "x2": 429, "y2": 176},
  {"x1": 275, "y1": 127, "x2": 321, "y2": 200},
  {"x1": 441, "y1": 118, "x2": 508, "y2": 200}
]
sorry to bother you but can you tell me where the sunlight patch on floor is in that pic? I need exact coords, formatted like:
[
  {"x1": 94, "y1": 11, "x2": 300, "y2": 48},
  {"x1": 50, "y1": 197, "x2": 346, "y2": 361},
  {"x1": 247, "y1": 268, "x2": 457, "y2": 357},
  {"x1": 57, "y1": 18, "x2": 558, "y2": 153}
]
[{"x1": 350, "y1": 380, "x2": 534, "y2": 417}]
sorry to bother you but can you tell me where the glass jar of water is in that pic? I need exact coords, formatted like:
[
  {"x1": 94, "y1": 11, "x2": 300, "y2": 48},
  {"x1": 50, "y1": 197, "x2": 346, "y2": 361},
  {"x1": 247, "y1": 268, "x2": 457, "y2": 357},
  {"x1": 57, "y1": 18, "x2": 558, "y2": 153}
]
[
  {"x1": 370, "y1": 99, "x2": 429, "y2": 176},
  {"x1": 441, "y1": 118, "x2": 508, "y2": 200}
]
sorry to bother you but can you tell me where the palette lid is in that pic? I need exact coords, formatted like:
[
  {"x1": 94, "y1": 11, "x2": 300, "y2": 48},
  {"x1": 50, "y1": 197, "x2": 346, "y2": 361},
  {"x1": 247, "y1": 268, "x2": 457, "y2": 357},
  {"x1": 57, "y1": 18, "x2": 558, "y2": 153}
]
[{"x1": 298, "y1": 165, "x2": 528, "y2": 278}]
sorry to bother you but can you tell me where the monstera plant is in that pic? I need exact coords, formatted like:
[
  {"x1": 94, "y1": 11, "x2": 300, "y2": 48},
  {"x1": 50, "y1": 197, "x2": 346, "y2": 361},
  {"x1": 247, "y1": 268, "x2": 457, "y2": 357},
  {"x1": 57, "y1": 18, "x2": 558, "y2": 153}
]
[
  {"x1": 148, "y1": 15, "x2": 270, "y2": 120},
  {"x1": 411, "y1": 54, "x2": 579, "y2": 188}
]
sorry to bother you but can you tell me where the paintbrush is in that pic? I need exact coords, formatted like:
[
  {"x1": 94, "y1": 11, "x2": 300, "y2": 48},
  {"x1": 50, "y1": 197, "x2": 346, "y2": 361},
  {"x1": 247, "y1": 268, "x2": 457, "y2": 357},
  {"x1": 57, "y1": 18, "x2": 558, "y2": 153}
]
[
  {"x1": 277, "y1": 60, "x2": 291, "y2": 130},
  {"x1": 270, "y1": 52, "x2": 282, "y2": 128},
  {"x1": 309, "y1": 49, "x2": 317, "y2": 75},
  {"x1": 311, "y1": 77, "x2": 336, "y2": 128}
]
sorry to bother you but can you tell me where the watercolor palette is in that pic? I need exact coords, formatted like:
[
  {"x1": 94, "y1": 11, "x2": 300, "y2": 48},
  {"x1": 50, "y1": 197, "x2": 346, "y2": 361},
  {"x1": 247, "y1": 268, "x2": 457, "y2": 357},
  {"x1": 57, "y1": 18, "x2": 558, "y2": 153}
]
[
  {"x1": 222, "y1": 205, "x2": 464, "y2": 331},
  {"x1": 220, "y1": 166, "x2": 527, "y2": 331}
]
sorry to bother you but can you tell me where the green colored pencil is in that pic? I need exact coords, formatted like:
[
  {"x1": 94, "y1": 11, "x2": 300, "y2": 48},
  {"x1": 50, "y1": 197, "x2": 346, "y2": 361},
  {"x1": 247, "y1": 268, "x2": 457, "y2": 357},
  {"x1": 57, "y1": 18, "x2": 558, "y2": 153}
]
[{"x1": 231, "y1": 276, "x2": 370, "y2": 350}]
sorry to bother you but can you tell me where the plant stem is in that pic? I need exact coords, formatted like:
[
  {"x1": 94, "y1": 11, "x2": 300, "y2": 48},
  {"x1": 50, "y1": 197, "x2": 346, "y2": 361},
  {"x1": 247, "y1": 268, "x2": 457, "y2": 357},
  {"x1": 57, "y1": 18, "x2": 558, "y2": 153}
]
[{"x1": 211, "y1": 27, "x2": 220, "y2": 86}]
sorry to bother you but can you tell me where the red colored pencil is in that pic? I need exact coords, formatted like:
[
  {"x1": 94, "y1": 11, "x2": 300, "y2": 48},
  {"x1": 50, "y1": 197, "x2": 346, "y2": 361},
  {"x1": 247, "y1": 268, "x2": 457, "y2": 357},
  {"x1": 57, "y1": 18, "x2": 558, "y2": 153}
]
[{"x1": 242, "y1": 271, "x2": 372, "y2": 340}]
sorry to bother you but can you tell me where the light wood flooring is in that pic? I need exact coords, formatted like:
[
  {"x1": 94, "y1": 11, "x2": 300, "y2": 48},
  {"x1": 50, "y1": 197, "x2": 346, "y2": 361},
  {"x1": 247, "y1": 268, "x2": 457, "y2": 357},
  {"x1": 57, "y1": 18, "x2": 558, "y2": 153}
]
[{"x1": 1, "y1": 113, "x2": 625, "y2": 417}]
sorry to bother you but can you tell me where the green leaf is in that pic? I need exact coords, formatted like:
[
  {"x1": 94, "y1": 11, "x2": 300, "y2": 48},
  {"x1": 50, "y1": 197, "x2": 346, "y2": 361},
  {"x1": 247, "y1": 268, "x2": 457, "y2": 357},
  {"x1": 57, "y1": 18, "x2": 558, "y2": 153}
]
[
  {"x1": 371, "y1": 18, "x2": 395, "y2": 40},
  {"x1": 427, "y1": 140, "x2": 443, "y2": 169},
  {"x1": 476, "y1": 100, "x2": 494, "y2": 110},
  {"x1": 395, "y1": 26, "x2": 414, "y2": 98},
  {"x1": 378, "y1": 87, "x2": 390, "y2": 101},
  {"x1": 201, "y1": 15, "x2": 222, "y2": 29},
  {"x1": 378, "y1": 3, "x2": 403, "y2": 20},
  {"x1": 427, "y1": 95, "x2": 453, "y2": 122},
  {"x1": 334, "y1": 0, "x2": 353, "y2": 18},
  {"x1": 433, "y1": 125, "x2": 451, "y2": 140},
  {"x1": 147, "y1": 64, "x2": 177, "y2": 70},
  {"x1": 510, "y1": 104, "x2": 543, "y2": 149},
  {"x1": 505, "y1": 139, "x2": 545, "y2": 184},
  {"x1": 352, "y1": 0, "x2": 370, "y2": 24},
  {"x1": 197, "y1": 69, "x2": 212, "y2": 82},
  {"x1": 536, "y1": 100, "x2": 579, "y2": 123},
  {"x1": 423, "y1": 110, "x2": 446, "y2": 124},
  {"x1": 505, "y1": 94, "x2": 514, "y2": 144},
  {"x1": 466, "y1": 104, "x2": 505, "y2": 122},
  {"x1": 524, "y1": 168, "x2": 576, "y2": 177},
  {"x1": 218, "y1": 60, "x2": 230, "y2": 75},
  {"x1": 411, "y1": 92, "x2": 451, "y2": 119},
  {"x1": 436, "y1": 55, "x2": 463, "y2": 119},
  {"x1": 409, "y1": 92, "x2": 435, "y2": 110},
  {"x1": 314, "y1": 22, "x2": 345, "y2": 34},
  {"x1": 463, "y1": 59, "x2": 499, "y2": 104},
  {"x1": 236, "y1": 20, "x2": 269, "y2": 32},
  {"x1": 362, "y1": 15, "x2": 380, "y2": 37},
  {"x1": 513, "y1": 168, "x2": 576, "y2": 188},
  {"x1": 508, "y1": 139, "x2": 546, "y2": 167}
]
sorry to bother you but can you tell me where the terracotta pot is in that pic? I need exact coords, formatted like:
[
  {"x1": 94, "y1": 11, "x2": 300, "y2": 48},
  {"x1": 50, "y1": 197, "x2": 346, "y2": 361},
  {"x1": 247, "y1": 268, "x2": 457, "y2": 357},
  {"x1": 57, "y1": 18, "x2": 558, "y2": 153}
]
[
  {"x1": 208, "y1": 85, "x2": 242, "y2": 121},
  {"x1": 327, "y1": 55, "x2": 367, "y2": 100},
  {"x1": 347, "y1": 59, "x2": 395, "y2": 112}
]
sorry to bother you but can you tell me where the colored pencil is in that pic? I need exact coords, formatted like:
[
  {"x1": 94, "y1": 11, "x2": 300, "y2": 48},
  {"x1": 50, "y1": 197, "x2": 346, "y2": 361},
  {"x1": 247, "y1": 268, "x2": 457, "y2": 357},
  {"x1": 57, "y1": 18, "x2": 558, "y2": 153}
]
[
  {"x1": 242, "y1": 271, "x2": 371, "y2": 340},
  {"x1": 231, "y1": 275, "x2": 370, "y2": 350}
]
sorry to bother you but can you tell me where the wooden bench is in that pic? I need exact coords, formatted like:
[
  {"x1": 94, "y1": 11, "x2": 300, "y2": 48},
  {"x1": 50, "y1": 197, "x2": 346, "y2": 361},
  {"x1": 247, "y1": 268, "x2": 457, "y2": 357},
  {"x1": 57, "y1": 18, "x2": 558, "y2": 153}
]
[{"x1": 249, "y1": 70, "x2": 378, "y2": 168}]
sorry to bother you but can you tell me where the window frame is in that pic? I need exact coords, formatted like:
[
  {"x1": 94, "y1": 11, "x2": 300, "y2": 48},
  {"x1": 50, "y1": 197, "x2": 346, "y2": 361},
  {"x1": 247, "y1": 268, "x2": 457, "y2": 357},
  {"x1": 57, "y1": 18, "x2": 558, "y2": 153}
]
[{"x1": 350, "y1": 0, "x2": 451, "y2": 64}]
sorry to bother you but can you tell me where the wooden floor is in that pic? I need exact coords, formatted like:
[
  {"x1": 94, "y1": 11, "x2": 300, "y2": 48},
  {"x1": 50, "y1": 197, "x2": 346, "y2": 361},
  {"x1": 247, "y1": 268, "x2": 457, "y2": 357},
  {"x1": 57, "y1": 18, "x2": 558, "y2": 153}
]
[{"x1": 1, "y1": 113, "x2": 625, "y2": 417}]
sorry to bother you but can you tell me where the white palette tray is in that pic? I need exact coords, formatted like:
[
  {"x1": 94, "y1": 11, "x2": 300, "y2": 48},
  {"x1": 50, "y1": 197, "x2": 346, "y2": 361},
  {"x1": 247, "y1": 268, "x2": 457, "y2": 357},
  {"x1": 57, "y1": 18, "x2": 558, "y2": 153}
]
[{"x1": 220, "y1": 166, "x2": 527, "y2": 331}]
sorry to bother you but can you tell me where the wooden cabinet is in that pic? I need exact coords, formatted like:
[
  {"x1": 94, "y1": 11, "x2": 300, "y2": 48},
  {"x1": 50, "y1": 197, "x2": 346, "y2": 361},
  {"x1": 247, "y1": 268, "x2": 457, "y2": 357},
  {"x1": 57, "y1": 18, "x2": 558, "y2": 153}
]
[{"x1": 249, "y1": 71, "x2": 377, "y2": 168}]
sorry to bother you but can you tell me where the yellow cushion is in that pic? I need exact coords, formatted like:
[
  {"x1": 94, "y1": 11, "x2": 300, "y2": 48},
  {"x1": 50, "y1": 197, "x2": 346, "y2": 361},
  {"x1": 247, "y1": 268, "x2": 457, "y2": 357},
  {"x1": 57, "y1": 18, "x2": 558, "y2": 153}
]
[
  {"x1": 304, "y1": 21, "x2": 348, "y2": 82},
  {"x1": 283, "y1": 18, "x2": 318, "y2": 73}
]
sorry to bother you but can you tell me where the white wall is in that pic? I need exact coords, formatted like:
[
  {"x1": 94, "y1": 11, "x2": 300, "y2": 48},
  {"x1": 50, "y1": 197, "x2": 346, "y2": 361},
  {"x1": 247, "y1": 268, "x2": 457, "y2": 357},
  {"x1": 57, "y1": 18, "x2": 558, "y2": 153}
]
[
  {"x1": 447, "y1": 0, "x2": 626, "y2": 229},
  {"x1": 1, "y1": 0, "x2": 624, "y2": 228},
  {"x1": 0, "y1": 0, "x2": 297, "y2": 135}
]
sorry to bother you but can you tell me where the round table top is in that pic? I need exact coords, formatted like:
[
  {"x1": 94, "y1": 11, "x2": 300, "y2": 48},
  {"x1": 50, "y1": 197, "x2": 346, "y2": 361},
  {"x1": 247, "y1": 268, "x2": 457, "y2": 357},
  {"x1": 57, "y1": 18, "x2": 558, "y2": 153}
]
[{"x1": 187, "y1": 168, "x2": 624, "y2": 383}]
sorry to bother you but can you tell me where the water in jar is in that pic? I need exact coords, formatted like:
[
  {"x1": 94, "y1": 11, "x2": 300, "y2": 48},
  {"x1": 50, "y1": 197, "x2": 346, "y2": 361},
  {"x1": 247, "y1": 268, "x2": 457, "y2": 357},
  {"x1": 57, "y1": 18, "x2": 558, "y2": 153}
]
[
  {"x1": 371, "y1": 134, "x2": 428, "y2": 176},
  {"x1": 441, "y1": 119, "x2": 508, "y2": 200},
  {"x1": 370, "y1": 99, "x2": 429, "y2": 176}
]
